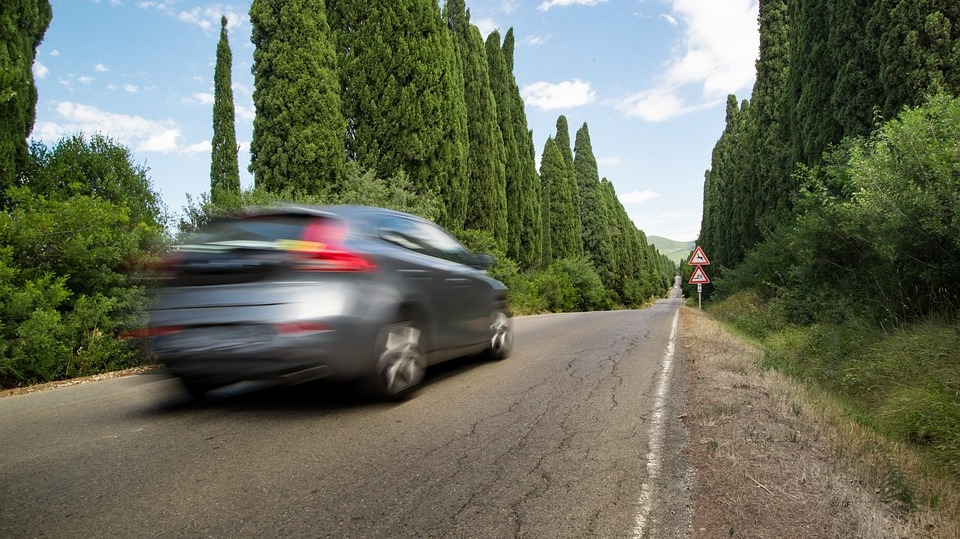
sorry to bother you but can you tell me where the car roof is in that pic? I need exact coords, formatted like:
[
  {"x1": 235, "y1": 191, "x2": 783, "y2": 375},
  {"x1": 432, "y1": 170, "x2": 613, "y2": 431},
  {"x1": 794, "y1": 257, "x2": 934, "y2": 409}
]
[{"x1": 238, "y1": 204, "x2": 421, "y2": 221}]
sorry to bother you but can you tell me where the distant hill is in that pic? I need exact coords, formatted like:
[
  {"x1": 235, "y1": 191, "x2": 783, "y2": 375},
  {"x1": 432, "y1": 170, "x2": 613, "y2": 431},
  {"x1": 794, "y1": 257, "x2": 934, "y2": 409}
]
[{"x1": 648, "y1": 236, "x2": 696, "y2": 266}]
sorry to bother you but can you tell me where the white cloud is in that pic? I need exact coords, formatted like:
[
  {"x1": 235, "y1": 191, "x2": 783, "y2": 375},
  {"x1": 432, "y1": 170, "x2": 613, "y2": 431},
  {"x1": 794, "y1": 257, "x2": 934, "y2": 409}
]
[
  {"x1": 78, "y1": 76, "x2": 95, "y2": 85},
  {"x1": 524, "y1": 35, "x2": 548, "y2": 46},
  {"x1": 618, "y1": 0, "x2": 759, "y2": 122},
  {"x1": 184, "y1": 92, "x2": 215, "y2": 105},
  {"x1": 183, "y1": 140, "x2": 211, "y2": 155},
  {"x1": 619, "y1": 86, "x2": 704, "y2": 122},
  {"x1": 596, "y1": 156, "x2": 622, "y2": 166},
  {"x1": 659, "y1": 13, "x2": 678, "y2": 26},
  {"x1": 94, "y1": 63, "x2": 108, "y2": 73},
  {"x1": 521, "y1": 79, "x2": 596, "y2": 110},
  {"x1": 537, "y1": 0, "x2": 607, "y2": 12},
  {"x1": 500, "y1": 0, "x2": 520, "y2": 13},
  {"x1": 139, "y1": 129, "x2": 181, "y2": 152},
  {"x1": 473, "y1": 17, "x2": 498, "y2": 39},
  {"x1": 32, "y1": 101, "x2": 192, "y2": 155},
  {"x1": 629, "y1": 210, "x2": 700, "y2": 241},
  {"x1": 177, "y1": 6, "x2": 247, "y2": 33},
  {"x1": 50, "y1": 49, "x2": 60, "y2": 57},
  {"x1": 619, "y1": 190, "x2": 661, "y2": 204},
  {"x1": 235, "y1": 105, "x2": 256, "y2": 123},
  {"x1": 178, "y1": 8, "x2": 213, "y2": 31},
  {"x1": 33, "y1": 61, "x2": 49, "y2": 79},
  {"x1": 123, "y1": 83, "x2": 139, "y2": 93}
]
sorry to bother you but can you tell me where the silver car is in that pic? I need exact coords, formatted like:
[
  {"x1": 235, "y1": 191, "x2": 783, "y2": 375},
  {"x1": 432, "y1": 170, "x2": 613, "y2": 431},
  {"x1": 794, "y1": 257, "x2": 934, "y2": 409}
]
[{"x1": 148, "y1": 205, "x2": 512, "y2": 400}]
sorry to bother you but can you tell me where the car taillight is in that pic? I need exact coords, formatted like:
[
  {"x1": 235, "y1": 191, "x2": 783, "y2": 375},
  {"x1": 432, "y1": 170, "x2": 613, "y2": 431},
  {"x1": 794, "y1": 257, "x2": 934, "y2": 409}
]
[
  {"x1": 273, "y1": 321, "x2": 331, "y2": 335},
  {"x1": 285, "y1": 218, "x2": 377, "y2": 272}
]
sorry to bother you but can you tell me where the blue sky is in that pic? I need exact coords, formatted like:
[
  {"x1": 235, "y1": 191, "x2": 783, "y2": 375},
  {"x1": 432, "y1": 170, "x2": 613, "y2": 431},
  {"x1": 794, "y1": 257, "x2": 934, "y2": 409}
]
[{"x1": 31, "y1": 0, "x2": 760, "y2": 242}]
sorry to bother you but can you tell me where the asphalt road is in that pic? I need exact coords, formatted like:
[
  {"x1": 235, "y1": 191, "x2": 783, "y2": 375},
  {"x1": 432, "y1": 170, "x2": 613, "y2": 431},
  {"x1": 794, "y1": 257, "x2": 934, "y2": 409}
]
[{"x1": 0, "y1": 291, "x2": 689, "y2": 539}]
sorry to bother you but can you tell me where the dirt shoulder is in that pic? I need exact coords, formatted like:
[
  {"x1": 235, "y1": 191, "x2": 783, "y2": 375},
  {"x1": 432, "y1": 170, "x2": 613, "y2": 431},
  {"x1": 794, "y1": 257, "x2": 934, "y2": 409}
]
[
  {"x1": 679, "y1": 306, "x2": 957, "y2": 538},
  {"x1": 0, "y1": 365, "x2": 160, "y2": 398}
]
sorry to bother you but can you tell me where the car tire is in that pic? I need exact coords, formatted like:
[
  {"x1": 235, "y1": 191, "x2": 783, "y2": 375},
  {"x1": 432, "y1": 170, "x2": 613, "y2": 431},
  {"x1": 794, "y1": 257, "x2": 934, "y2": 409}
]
[
  {"x1": 482, "y1": 309, "x2": 513, "y2": 361},
  {"x1": 367, "y1": 317, "x2": 426, "y2": 400}
]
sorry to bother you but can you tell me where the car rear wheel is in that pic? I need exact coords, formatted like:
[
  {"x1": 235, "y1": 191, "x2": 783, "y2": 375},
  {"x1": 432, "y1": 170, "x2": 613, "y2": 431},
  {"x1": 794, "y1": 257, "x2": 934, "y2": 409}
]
[
  {"x1": 368, "y1": 319, "x2": 426, "y2": 399},
  {"x1": 483, "y1": 309, "x2": 513, "y2": 361}
]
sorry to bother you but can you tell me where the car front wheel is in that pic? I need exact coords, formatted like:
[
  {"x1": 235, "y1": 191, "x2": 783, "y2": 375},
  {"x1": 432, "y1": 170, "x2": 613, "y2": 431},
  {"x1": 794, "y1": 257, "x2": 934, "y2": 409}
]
[
  {"x1": 483, "y1": 309, "x2": 513, "y2": 361},
  {"x1": 368, "y1": 319, "x2": 426, "y2": 399}
]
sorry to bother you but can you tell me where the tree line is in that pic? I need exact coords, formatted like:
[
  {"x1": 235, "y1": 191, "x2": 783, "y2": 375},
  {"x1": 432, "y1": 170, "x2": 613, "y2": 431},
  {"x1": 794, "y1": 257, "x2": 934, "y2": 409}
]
[
  {"x1": 695, "y1": 0, "x2": 960, "y2": 482},
  {"x1": 696, "y1": 0, "x2": 960, "y2": 323},
  {"x1": 205, "y1": 0, "x2": 674, "y2": 308},
  {"x1": 0, "y1": 0, "x2": 674, "y2": 387}
]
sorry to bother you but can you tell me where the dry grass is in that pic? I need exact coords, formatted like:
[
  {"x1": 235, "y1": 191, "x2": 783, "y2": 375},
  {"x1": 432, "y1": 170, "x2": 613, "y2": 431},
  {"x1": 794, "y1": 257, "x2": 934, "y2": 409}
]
[
  {"x1": 0, "y1": 365, "x2": 160, "y2": 398},
  {"x1": 681, "y1": 307, "x2": 960, "y2": 538}
]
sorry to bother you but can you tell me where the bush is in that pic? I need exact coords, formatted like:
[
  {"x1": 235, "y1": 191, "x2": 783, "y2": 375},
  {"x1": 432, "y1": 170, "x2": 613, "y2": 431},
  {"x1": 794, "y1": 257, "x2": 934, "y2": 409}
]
[{"x1": 0, "y1": 135, "x2": 166, "y2": 388}]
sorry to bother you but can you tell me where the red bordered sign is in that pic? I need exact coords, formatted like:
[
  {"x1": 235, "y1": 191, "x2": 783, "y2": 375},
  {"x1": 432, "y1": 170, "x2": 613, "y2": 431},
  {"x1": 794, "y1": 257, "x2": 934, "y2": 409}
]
[
  {"x1": 688, "y1": 245, "x2": 710, "y2": 266},
  {"x1": 688, "y1": 265, "x2": 710, "y2": 285}
]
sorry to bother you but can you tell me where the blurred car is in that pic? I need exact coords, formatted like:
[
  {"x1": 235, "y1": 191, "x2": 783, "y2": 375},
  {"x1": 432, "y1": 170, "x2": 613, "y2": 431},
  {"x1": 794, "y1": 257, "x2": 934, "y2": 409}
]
[{"x1": 147, "y1": 205, "x2": 512, "y2": 400}]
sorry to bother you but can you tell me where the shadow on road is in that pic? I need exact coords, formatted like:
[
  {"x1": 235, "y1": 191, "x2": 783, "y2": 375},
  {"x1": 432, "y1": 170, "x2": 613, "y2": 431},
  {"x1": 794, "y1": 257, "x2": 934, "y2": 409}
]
[{"x1": 138, "y1": 352, "x2": 489, "y2": 417}]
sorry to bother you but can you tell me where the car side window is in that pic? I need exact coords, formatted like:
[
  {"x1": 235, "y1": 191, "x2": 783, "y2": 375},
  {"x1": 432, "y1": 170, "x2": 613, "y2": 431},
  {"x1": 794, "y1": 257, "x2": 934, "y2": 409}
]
[
  {"x1": 379, "y1": 217, "x2": 428, "y2": 253},
  {"x1": 379, "y1": 217, "x2": 469, "y2": 264}
]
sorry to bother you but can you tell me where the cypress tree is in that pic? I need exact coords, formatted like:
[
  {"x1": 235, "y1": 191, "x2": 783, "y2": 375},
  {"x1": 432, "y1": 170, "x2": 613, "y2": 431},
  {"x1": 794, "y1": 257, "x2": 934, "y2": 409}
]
[
  {"x1": 249, "y1": 0, "x2": 346, "y2": 194},
  {"x1": 829, "y1": 0, "x2": 882, "y2": 139},
  {"x1": 788, "y1": 0, "x2": 842, "y2": 166},
  {"x1": 485, "y1": 30, "x2": 524, "y2": 261},
  {"x1": 701, "y1": 96, "x2": 743, "y2": 270},
  {"x1": 329, "y1": 0, "x2": 469, "y2": 230},
  {"x1": 872, "y1": 0, "x2": 960, "y2": 120},
  {"x1": 444, "y1": 0, "x2": 507, "y2": 247},
  {"x1": 210, "y1": 15, "x2": 241, "y2": 202},
  {"x1": 502, "y1": 28, "x2": 542, "y2": 268},
  {"x1": 554, "y1": 116, "x2": 582, "y2": 248},
  {"x1": 574, "y1": 123, "x2": 614, "y2": 285},
  {"x1": 0, "y1": 0, "x2": 52, "y2": 202},
  {"x1": 540, "y1": 154, "x2": 553, "y2": 266},
  {"x1": 751, "y1": 0, "x2": 794, "y2": 236},
  {"x1": 540, "y1": 137, "x2": 580, "y2": 260},
  {"x1": 555, "y1": 116, "x2": 576, "y2": 173}
]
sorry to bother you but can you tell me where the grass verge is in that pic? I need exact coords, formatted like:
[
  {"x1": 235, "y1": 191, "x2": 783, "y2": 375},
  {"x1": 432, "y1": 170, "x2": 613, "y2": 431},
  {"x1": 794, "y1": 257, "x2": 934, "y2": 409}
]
[{"x1": 683, "y1": 306, "x2": 959, "y2": 538}]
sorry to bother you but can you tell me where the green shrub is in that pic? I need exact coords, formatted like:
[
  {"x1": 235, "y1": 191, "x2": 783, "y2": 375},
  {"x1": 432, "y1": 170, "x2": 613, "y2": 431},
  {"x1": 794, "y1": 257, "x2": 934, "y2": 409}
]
[{"x1": 0, "y1": 135, "x2": 166, "y2": 388}]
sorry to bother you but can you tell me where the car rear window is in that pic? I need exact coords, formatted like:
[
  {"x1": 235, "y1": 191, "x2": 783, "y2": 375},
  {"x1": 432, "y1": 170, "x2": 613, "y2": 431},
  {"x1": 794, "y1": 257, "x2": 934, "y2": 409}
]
[{"x1": 187, "y1": 214, "x2": 314, "y2": 250}]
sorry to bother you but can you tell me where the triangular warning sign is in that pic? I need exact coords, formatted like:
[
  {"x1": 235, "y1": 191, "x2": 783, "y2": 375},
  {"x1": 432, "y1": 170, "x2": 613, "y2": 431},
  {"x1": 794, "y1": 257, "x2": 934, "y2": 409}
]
[
  {"x1": 688, "y1": 245, "x2": 710, "y2": 266},
  {"x1": 689, "y1": 265, "x2": 710, "y2": 285}
]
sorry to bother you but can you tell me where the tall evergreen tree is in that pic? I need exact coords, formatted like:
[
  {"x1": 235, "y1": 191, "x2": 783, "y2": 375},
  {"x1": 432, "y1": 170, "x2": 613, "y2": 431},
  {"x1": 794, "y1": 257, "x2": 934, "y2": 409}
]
[
  {"x1": 554, "y1": 116, "x2": 576, "y2": 174},
  {"x1": 328, "y1": 0, "x2": 469, "y2": 230},
  {"x1": 485, "y1": 30, "x2": 524, "y2": 261},
  {"x1": 249, "y1": 0, "x2": 345, "y2": 194},
  {"x1": 829, "y1": 0, "x2": 882, "y2": 139},
  {"x1": 0, "y1": 0, "x2": 52, "y2": 203},
  {"x1": 554, "y1": 116, "x2": 582, "y2": 247},
  {"x1": 752, "y1": 0, "x2": 794, "y2": 236},
  {"x1": 573, "y1": 123, "x2": 612, "y2": 285},
  {"x1": 788, "y1": 0, "x2": 842, "y2": 166},
  {"x1": 210, "y1": 15, "x2": 240, "y2": 203},
  {"x1": 502, "y1": 28, "x2": 542, "y2": 268},
  {"x1": 540, "y1": 137, "x2": 580, "y2": 260},
  {"x1": 700, "y1": 95, "x2": 744, "y2": 270},
  {"x1": 444, "y1": 0, "x2": 507, "y2": 247},
  {"x1": 872, "y1": 0, "x2": 960, "y2": 120}
]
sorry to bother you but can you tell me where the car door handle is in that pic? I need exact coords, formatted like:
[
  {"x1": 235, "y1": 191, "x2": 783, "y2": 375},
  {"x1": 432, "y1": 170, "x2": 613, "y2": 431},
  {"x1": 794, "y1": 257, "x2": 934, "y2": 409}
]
[
  {"x1": 398, "y1": 269, "x2": 432, "y2": 281},
  {"x1": 445, "y1": 277, "x2": 471, "y2": 288}
]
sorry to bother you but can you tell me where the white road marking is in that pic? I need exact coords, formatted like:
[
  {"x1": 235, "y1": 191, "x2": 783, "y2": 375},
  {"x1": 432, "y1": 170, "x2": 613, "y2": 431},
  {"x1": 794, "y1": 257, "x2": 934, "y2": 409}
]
[{"x1": 632, "y1": 307, "x2": 680, "y2": 538}]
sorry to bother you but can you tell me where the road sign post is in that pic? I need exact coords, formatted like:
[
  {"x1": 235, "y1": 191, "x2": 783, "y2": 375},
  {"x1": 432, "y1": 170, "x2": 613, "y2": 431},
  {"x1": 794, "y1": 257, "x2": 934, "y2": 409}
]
[{"x1": 687, "y1": 246, "x2": 710, "y2": 310}]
